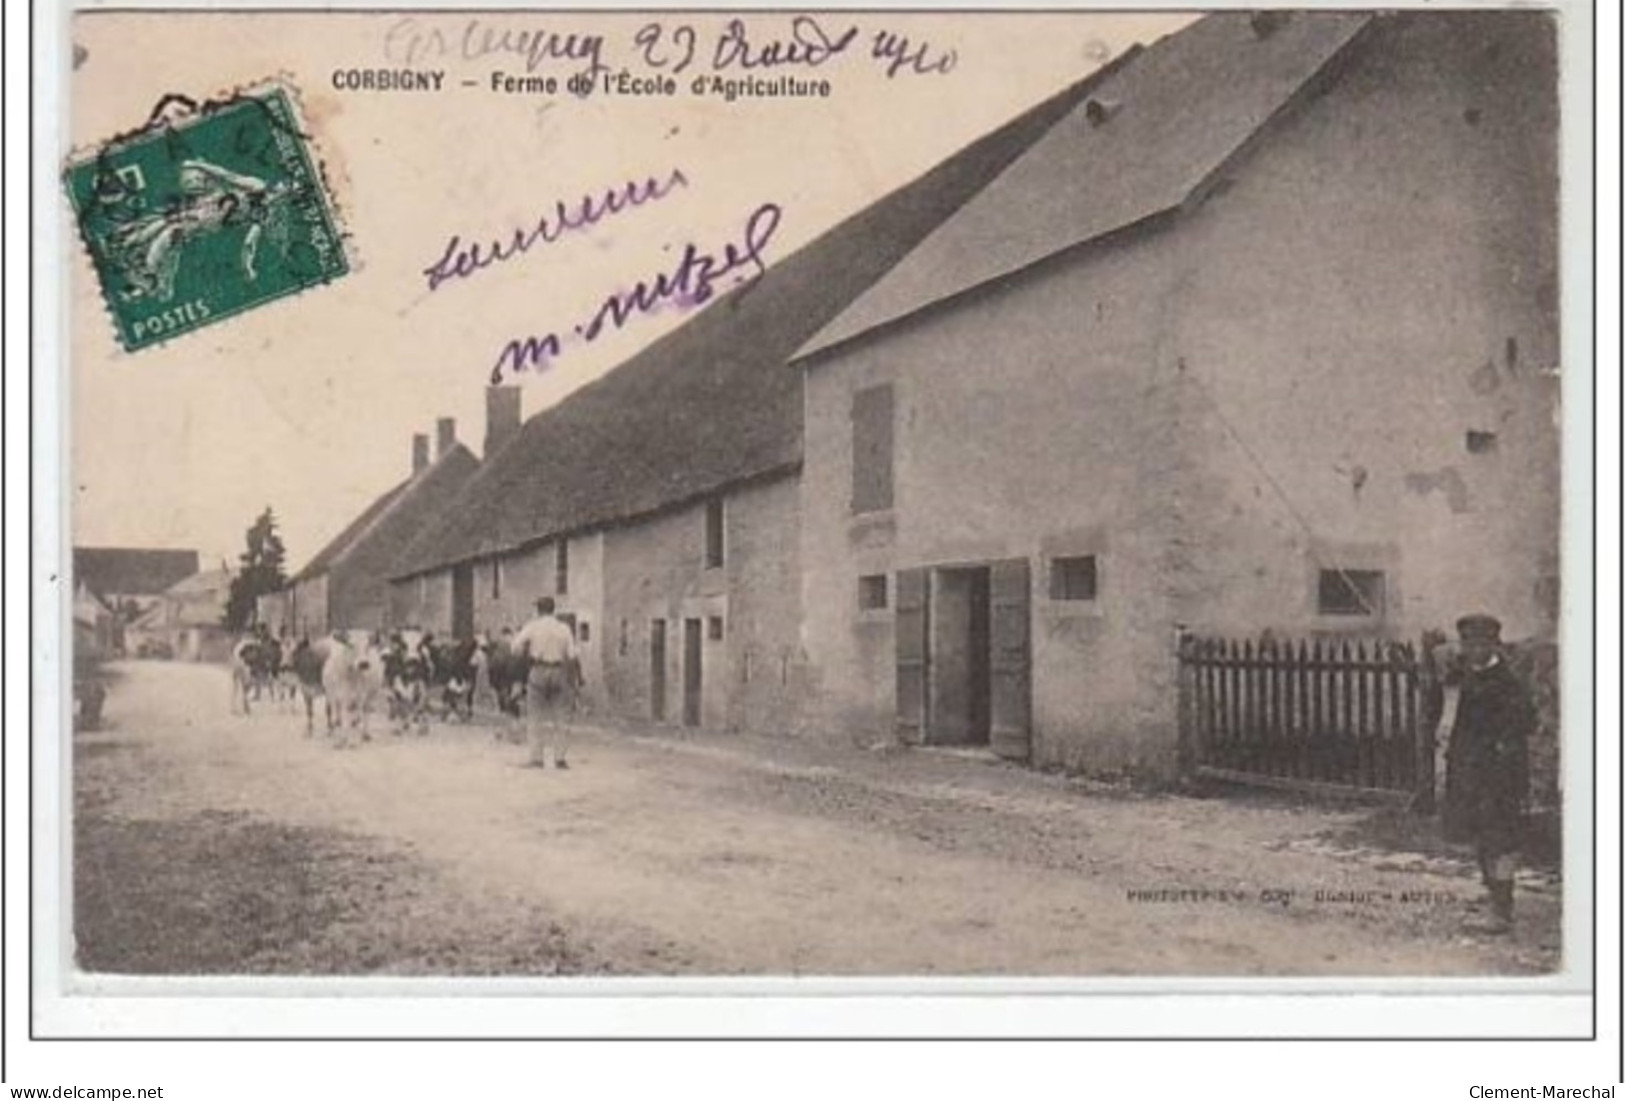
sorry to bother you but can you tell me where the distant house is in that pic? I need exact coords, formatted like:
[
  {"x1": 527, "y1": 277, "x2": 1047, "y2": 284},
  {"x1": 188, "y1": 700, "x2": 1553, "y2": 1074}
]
[
  {"x1": 386, "y1": 67, "x2": 1115, "y2": 733},
  {"x1": 132, "y1": 567, "x2": 236, "y2": 662},
  {"x1": 285, "y1": 419, "x2": 480, "y2": 637},
  {"x1": 72, "y1": 580, "x2": 116, "y2": 660},
  {"x1": 789, "y1": 12, "x2": 1559, "y2": 775},
  {"x1": 72, "y1": 546, "x2": 200, "y2": 656}
]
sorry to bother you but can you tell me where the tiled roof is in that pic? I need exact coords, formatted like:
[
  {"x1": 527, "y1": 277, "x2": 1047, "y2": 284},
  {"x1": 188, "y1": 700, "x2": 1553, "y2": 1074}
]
[
  {"x1": 391, "y1": 60, "x2": 1123, "y2": 578},
  {"x1": 796, "y1": 11, "x2": 1373, "y2": 360},
  {"x1": 73, "y1": 547, "x2": 200, "y2": 598},
  {"x1": 294, "y1": 483, "x2": 412, "y2": 582},
  {"x1": 295, "y1": 445, "x2": 480, "y2": 582}
]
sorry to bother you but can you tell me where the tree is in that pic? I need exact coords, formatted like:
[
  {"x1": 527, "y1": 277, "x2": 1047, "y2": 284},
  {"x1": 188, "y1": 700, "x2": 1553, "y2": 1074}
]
[{"x1": 223, "y1": 507, "x2": 289, "y2": 632}]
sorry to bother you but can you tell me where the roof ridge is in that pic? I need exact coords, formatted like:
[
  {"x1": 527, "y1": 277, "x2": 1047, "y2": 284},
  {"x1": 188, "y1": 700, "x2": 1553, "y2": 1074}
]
[{"x1": 328, "y1": 444, "x2": 477, "y2": 574}]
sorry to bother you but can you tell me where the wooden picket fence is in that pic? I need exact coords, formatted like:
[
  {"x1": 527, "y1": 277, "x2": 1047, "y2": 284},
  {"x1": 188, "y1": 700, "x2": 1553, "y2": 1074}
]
[{"x1": 1178, "y1": 635, "x2": 1433, "y2": 800}]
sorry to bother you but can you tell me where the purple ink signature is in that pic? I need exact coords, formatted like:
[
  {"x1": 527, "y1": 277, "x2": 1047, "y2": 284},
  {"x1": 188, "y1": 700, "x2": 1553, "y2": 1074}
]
[
  {"x1": 490, "y1": 201, "x2": 782, "y2": 384},
  {"x1": 423, "y1": 168, "x2": 690, "y2": 293}
]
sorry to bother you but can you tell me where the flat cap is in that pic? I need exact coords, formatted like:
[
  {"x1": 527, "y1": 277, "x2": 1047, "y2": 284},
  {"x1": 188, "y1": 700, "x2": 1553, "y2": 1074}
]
[{"x1": 1455, "y1": 614, "x2": 1503, "y2": 642}]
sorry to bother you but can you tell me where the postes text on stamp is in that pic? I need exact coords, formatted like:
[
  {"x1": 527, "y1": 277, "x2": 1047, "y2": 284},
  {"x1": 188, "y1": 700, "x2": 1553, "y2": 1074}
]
[{"x1": 64, "y1": 85, "x2": 349, "y2": 352}]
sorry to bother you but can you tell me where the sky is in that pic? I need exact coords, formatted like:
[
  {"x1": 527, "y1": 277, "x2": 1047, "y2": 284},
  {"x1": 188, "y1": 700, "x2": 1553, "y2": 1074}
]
[{"x1": 63, "y1": 10, "x2": 1195, "y2": 573}]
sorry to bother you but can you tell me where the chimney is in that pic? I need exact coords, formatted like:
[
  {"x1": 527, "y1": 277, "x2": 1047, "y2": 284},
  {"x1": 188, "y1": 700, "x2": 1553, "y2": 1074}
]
[
  {"x1": 411, "y1": 433, "x2": 430, "y2": 475},
  {"x1": 436, "y1": 417, "x2": 457, "y2": 460},
  {"x1": 484, "y1": 385, "x2": 523, "y2": 458}
]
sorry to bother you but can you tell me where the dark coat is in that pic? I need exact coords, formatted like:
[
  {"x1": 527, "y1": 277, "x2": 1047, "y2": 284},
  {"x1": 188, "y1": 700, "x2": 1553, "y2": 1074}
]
[{"x1": 1444, "y1": 658, "x2": 1535, "y2": 849}]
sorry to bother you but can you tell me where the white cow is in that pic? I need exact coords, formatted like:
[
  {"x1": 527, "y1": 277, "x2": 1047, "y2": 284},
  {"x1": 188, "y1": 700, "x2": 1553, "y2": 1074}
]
[{"x1": 321, "y1": 632, "x2": 384, "y2": 746}]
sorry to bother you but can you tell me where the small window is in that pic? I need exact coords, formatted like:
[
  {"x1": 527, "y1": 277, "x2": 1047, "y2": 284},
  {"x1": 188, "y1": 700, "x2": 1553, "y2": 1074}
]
[
  {"x1": 705, "y1": 499, "x2": 725, "y2": 569},
  {"x1": 858, "y1": 574, "x2": 888, "y2": 610},
  {"x1": 490, "y1": 558, "x2": 502, "y2": 599},
  {"x1": 555, "y1": 539, "x2": 569, "y2": 595},
  {"x1": 708, "y1": 616, "x2": 724, "y2": 641},
  {"x1": 578, "y1": 621, "x2": 591, "y2": 644},
  {"x1": 1050, "y1": 556, "x2": 1098, "y2": 601},
  {"x1": 1466, "y1": 430, "x2": 1498, "y2": 454},
  {"x1": 1318, "y1": 569, "x2": 1385, "y2": 617},
  {"x1": 619, "y1": 618, "x2": 629, "y2": 657}
]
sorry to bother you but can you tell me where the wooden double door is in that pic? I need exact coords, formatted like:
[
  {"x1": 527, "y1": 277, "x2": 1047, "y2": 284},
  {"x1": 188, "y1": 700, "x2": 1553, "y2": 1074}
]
[
  {"x1": 895, "y1": 558, "x2": 1032, "y2": 760},
  {"x1": 647, "y1": 617, "x2": 702, "y2": 727}
]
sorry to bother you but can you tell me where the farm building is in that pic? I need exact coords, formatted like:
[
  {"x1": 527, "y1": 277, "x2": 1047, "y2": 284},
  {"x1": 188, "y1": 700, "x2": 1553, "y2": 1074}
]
[
  {"x1": 790, "y1": 11, "x2": 1559, "y2": 778},
  {"x1": 72, "y1": 580, "x2": 117, "y2": 660},
  {"x1": 285, "y1": 419, "x2": 479, "y2": 637},
  {"x1": 385, "y1": 63, "x2": 1120, "y2": 733},
  {"x1": 72, "y1": 546, "x2": 201, "y2": 656},
  {"x1": 129, "y1": 567, "x2": 236, "y2": 662}
]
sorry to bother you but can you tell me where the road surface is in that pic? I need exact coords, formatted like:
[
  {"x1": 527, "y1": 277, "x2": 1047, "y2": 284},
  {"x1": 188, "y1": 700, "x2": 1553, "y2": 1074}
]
[{"x1": 73, "y1": 661, "x2": 1561, "y2": 977}]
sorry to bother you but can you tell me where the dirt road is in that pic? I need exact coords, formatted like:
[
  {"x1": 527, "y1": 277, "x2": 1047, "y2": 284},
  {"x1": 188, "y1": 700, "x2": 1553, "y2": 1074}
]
[{"x1": 73, "y1": 661, "x2": 1561, "y2": 977}]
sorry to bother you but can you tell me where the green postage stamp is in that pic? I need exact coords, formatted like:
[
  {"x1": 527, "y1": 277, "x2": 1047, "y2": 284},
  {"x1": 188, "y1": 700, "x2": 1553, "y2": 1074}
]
[{"x1": 64, "y1": 84, "x2": 349, "y2": 351}]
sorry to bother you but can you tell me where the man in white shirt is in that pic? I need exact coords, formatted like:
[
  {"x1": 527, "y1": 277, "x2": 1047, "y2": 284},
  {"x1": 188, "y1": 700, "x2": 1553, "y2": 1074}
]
[{"x1": 511, "y1": 596, "x2": 580, "y2": 769}]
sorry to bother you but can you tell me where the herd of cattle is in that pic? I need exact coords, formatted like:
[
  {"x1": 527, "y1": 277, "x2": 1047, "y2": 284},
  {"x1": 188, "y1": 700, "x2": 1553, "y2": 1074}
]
[{"x1": 229, "y1": 629, "x2": 536, "y2": 745}]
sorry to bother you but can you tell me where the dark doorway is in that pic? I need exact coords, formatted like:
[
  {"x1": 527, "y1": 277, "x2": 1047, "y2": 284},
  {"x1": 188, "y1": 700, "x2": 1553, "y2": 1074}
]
[
  {"x1": 451, "y1": 564, "x2": 474, "y2": 639},
  {"x1": 929, "y1": 567, "x2": 992, "y2": 746},
  {"x1": 649, "y1": 619, "x2": 667, "y2": 721},
  {"x1": 683, "y1": 618, "x2": 703, "y2": 727},
  {"x1": 900, "y1": 558, "x2": 1031, "y2": 758}
]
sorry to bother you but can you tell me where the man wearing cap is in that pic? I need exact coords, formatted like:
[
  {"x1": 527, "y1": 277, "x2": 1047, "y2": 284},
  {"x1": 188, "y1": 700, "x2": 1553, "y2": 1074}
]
[
  {"x1": 1443, "y1": 613, "x2": 1536, "y2": 935},
  {"x1": 512, "y1": 596, "x2": 580, "y2": 769}
]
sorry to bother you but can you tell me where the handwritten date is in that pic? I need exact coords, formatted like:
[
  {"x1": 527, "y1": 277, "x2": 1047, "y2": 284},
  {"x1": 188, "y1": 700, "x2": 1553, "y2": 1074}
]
[{"x1": 392, "y1": 16, "x2": 957, "y2": 82}]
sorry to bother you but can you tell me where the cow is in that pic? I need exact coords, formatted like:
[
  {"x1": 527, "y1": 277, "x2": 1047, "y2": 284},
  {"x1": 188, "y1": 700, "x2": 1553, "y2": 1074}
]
[
  {"x1": 229, "y1": 634, "x2": 273, "y2": 717},
  {"x1": 243, "y1": 628, "x2": 281, "y2": 704},
  {"x1": 276, "y1": 634, "x2": 303, "y2": 712},
  {"x1": 229, "y1": 636, "x2": 254, "y2": 715},
  {"x1": 320, "y1": 633, "x2": 357, "y2": 743},
  {"x1": 480, "y1": 628, "x2": 530, "y2": 742},
  {"x1": 321, "y1": 631, "x2": 385, "y2": 746},
  {"x1": 382, "y1": 630, "x2": 433, "y2": 735},
  {"x1": 425, "y1": 634, "x2": 480, "y2": 722},
  {"x1": 288, "y1": 635, "x2": 329, "y2": 737}
]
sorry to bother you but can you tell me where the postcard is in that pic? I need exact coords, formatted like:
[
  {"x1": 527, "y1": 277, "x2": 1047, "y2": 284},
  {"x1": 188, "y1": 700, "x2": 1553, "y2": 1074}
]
[{"x1": 39, "y1": 2, "x2": 1596, "y2": 1044}]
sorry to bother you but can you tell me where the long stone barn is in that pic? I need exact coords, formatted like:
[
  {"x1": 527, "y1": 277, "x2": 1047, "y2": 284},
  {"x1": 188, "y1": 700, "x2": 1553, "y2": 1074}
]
[
  {"x1": 392, "y1": 10, "x2": 1559, "y2": 781},
  {"x1": 383, "y1": 67, "x2": 1113, "y2": 734}
]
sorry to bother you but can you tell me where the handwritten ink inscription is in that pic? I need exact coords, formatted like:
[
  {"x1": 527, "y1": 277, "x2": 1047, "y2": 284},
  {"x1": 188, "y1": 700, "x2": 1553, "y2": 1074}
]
[
  {"x1": 381, "y1": 14, "x2": 958, "y2": 87},
  {"x1": 633, "y1": 17, "x2": 954, "y2": 80},
  {"x1": 387, "y1": 18, "x2": 608, "y2": 79},
  {"x1": 490, "y1": 202, "x2": 782, "y2": 384},
  {"x1": 422, "y1": 168, "x2": 690, "y2": 293}
]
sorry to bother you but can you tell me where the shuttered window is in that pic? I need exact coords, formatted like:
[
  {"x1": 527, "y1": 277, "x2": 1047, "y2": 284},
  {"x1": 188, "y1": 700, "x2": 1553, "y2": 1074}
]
[
  {"x1": 851, "y1": 385, "x2": 895, "y2": 514},
  {"x1": 555, "y1": 540, "x2": 569, "y2": 595}
]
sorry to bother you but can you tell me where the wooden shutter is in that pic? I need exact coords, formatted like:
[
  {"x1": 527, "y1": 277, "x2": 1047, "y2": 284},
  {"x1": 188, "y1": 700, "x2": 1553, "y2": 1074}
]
[
  {"x1": 851, "y1": 385, "x2": 895, "y2": 513},
  {"x1": 989, "y1": 558, "x2": 1032, "y2": 761},
  {"x1": 894, "y1": 567, "x2": 929, "y2": 745}
]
